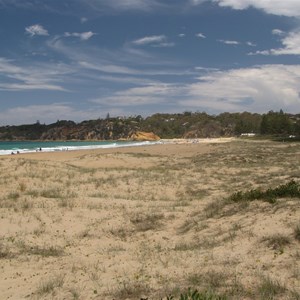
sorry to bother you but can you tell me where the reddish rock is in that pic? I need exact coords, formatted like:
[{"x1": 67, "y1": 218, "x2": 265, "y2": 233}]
[{"x1": 130, "y1": 131, "x2": 160, "y2": 141}]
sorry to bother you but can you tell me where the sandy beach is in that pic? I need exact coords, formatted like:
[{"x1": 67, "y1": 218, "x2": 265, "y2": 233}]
[{"x1": 0, "y1": 138, "x2": 299, "y2": 299}]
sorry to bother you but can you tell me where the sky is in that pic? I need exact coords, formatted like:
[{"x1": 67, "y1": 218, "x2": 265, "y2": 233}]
[{"x1": 0, "y1": 0, "x2": 300, "y2": 125}]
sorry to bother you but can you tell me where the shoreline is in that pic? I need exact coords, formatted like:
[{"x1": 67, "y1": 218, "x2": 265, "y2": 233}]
[{"x1": 1, "y1": 137, "x2": 236, "y2": 159}]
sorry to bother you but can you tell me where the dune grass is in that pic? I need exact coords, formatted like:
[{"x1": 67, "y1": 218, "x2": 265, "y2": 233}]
[{"x1": 1, "y1": 139, "x2": 300, "y2": 299}]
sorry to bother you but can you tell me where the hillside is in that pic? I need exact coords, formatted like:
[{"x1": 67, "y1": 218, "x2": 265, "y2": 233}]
[{"x1": 0, "y1": 111, "x2": 299, "y2": 140}]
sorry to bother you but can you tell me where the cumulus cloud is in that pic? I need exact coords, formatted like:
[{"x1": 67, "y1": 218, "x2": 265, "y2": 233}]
[
  {"x1": 184, "y1": 64, "x2": 300, "y2": 112},
  {"x1": 25, "y1": 24, "x2": 49, "y2": 37},
  {"x1": 64, "y1": 31, "x2": 96, "y2": 41},
  {"x1": 211, "y1": 0, "x2": 300, "y2": 17},
  {"x1": 250, "y1": 30, "x2": 300, "y2": 55},
  {"x1": 88, "y1": 64, "x2": 300, "y2": 114}
]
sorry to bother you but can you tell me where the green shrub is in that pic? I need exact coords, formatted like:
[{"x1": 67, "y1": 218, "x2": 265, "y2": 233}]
[{"x1": 227, "y1": 180, "x2": 300, "y2": 204}]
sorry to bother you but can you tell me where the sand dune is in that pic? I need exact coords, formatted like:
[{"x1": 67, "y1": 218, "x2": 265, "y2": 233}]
[{"x1": 0, "y1": 139, "x2": 299, "y2": 299}]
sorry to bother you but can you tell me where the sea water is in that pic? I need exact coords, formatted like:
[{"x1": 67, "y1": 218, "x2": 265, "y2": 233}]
[{"x1": 0, "y1": 140, "x2": 161, "y2": 156}]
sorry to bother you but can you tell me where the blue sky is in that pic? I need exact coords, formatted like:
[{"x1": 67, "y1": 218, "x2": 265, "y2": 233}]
[{"x1": 0, "y1": 0, "x2": 300, "y2": 125}]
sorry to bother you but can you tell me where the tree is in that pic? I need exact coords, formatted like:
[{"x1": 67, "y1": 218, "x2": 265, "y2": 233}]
[{"x1": 260, "y1": 110, "x2": 292, "y2": 135}]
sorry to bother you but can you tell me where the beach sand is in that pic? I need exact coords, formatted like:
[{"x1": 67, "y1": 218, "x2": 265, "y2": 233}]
[{"x1": 0, "y1": 138, "x2": 299, "y2": 299}]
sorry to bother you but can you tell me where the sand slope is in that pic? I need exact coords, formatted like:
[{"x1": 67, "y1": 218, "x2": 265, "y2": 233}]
[{"x1": 0, "y1": 139, "x2": 299, "y2": 299}]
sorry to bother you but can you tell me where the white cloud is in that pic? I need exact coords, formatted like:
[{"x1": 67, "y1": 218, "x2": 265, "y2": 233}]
[
  {"x1": 195, "y1": 33, "x2": 206, "y2": 38},
  {"x1": 89, "y1": 64, "x2": 300, "y2": 114},
  {"x1": 178, "y1": 33, "x2": 186, "y2": 38},
  {"x1": 195, "y1": 66, "x2": 220, "y2": 71},
  {"x1": 80, "y1": 17, "x2": 88, "y2": 23},
  {"x1": 78, "y1": 60, "x2": 193, "y2": 77},
  {"x1": 0, "y1": 57, "x2": 23, "y2": 74},
  {"x1": 25, "y1": 24, "x2": 49, "y2": 37},
  {"x1": 246, "y1": 41, "x2": 256, "y2": 47},
  {"x1": 132, "y1": 35, "x2": 175, "y2": 47},
  {"x1": 271, "y1": 31, "x2": 300, "y2": 55},
  {"x1": 218, "y1": 39, "x2": 240, "y2": 45},
  {"x1": 0, "y1": 57, "x2": 70, "y2": 91},
  {"x1": 96, "y1": 75, "x2": 159, "y2": 85},
  {"x1": 8, "y1": 0, "x2": 300, "y2": 17},
  {"x1": 272, "y1": 29, "x2": 285, "y2": 36},
  {"x1": 0, "y1": 103, "x2": 104, "y2": 126},
  {"x1": 0, "y1": 83, "x2": 66, "y2": 91},
  {"x1": 47, "y1": 38, "x2": 186, "y2": 77},
  {"x1": 211, "y1": 0, "x2": 300, "y2": 17},
  {"x1": 132, "y1": 35, "x2": 166, "y2": 45},
  {"x1": 81, "y1": 0, "x2": 165, "y2": 13},
  {"x1": 189, "y1": 0, "x2": 208, "y2": 5},
  {"x1": 91, "y1": 83, "x2": 185, "y2": 106},
  {"x1": 64, "y1": 31, "x2": 96, "y2": 41},
  {"x1": 152, "y1": 42, "x2": 175, "y2": 48},
  {"x1": 184, "y1": 64, "x2": 300, "y2": 112},
  {"x1": 251, "y1": 30, "x2": 300, "y2": 55},
  {"x1": 79, "y1": 61, "x2": 138, "y2": 75}
]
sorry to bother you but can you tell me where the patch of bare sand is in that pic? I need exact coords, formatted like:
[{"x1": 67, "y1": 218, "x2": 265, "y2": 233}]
[{"x1": 0, "y1": 139, "x2": 299, "y2": 299}]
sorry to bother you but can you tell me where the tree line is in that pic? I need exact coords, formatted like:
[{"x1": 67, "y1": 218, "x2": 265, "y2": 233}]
[{"x1": 0, "y1": 110, "x2": 299, "y2": 140}]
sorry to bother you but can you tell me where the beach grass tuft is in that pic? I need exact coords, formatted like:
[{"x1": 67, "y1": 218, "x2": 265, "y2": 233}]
[
  {"x1": 294, "y1": 223, "x2": 300, "y2": 241},
  {"x1": 257, "y1": 276, "x2": 286, "y2": 299},
  {"x1": 130, "y1": 212, "x2": 165, "y2": 232},
  {"x1": 36, "y1": 274, "x2": 65, "y2": 296}
]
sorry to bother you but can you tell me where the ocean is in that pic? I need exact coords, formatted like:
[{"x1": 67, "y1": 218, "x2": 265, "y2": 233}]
[{"x1": 0, "y1": 140, "x2": 161, "y2": 156}]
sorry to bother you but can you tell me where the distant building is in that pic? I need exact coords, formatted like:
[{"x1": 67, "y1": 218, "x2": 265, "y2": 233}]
[{"x1": 240, "y1": 133, "x2": 256, "y2": 137}]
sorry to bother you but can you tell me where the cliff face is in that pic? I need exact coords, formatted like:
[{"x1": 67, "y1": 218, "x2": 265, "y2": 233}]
[
  {"x1": 130, "y1": 131, "x2": 160, "y2": 141},
  {"x1": 40, "y1": 121, "x2": 146, "y2": 141},
  {"x1": 40, "y1": 126, "x2": 160, "y2": 141}
]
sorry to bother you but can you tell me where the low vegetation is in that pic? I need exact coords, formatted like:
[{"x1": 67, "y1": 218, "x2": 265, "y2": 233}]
[
  {"x1": 0, "y1": 110, "x2": 299, "y2": 140},
  {"x1": 294, "y1": 224, "x2": 300, "y2": 241},
  {"x1": 1, "y1": 139, "x2": 300, "y2": 299},
  {"x1": 204, "y1": 180, "x2": 300, "y2": 218},
  {"x1": 163, "y1": 288, "x2": 227, "y2": 300},
  {"x1": 227, "y1": 180, "x2": 300, "y2": 204}
]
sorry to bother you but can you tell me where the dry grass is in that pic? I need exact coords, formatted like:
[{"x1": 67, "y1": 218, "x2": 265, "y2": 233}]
[{"x1": 0, "y1": 139, "x2": 300, "y2": 299}]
